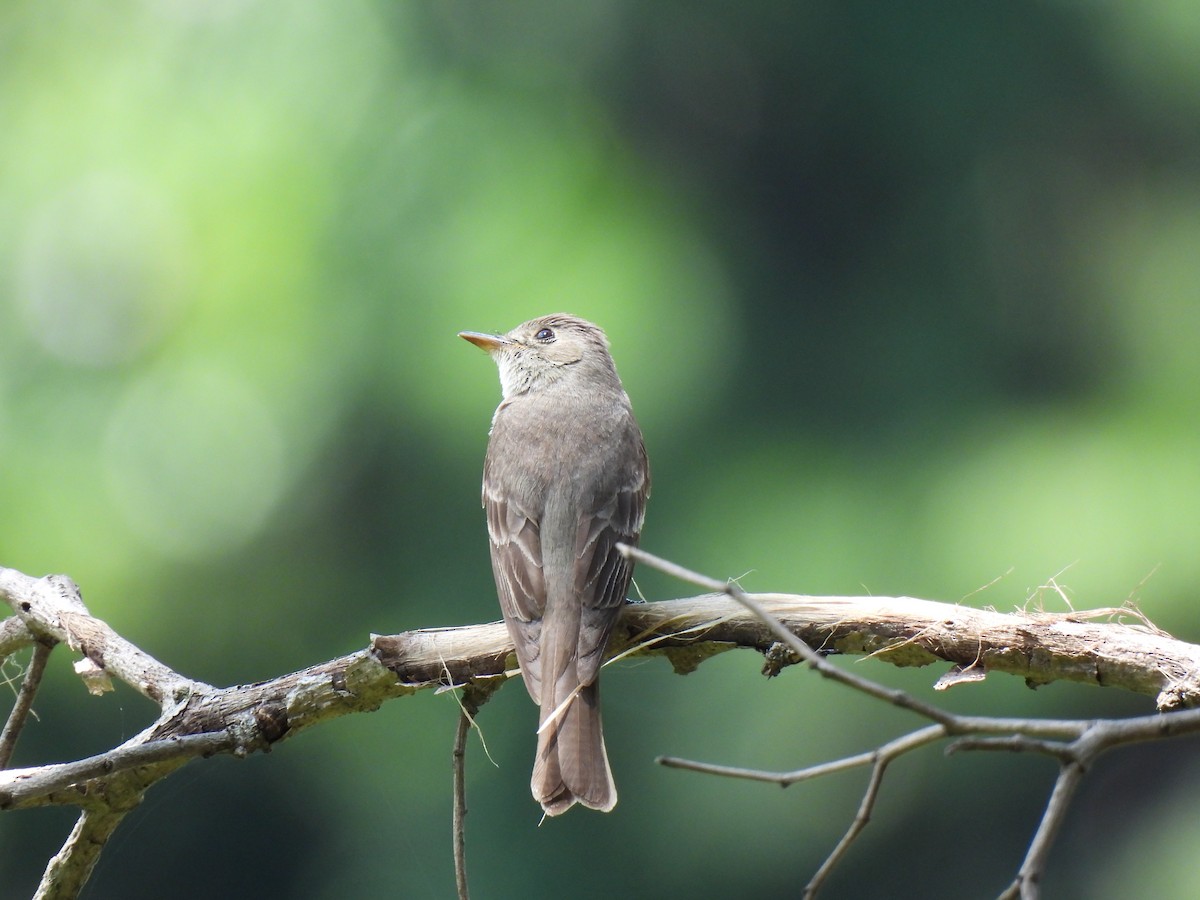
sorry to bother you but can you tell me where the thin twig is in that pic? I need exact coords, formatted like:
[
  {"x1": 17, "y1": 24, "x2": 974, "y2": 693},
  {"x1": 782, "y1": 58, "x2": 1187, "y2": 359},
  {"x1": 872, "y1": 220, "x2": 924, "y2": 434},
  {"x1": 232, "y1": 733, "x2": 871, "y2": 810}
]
[
  {"x1": 0, "y1": 641, "x2": 52, "y2": 768},
  {"x1": 1000, "y1": 759, "x2": 1088, "y2": 900},
  {"x1": 658, "y1": 752, "x2": 884, "y2": 786},
  {"x1": 803, "y1": 725, "x2": 947, "y2": 897},
  {"x1": 947, "y1": 734, "x2": 1076, "y2": 763},
  {"x1": 450, "y1": 681, "x2": 502, "y2": 900},
  {"x1": 0, "y1": 732, "x2": 234, "y2": 809},
  {"x1": 453, "y1": 706, "x2": 472, "y2": 900},
  {"x1": 660, "y1": 723, "x2": 947, "y2": 788}
]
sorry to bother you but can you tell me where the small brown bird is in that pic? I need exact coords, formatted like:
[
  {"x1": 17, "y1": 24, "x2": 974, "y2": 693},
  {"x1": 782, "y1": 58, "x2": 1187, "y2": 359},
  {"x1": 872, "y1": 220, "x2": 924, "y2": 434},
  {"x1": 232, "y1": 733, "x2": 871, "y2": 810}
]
[{"x1": 460, "y1": 314, "x2": 650, "y2": 815}]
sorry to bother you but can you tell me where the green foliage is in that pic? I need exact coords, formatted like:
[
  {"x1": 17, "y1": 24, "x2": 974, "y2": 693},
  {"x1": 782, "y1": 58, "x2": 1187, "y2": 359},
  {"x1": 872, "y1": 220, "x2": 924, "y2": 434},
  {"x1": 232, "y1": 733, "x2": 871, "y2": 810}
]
[{"x1": 2, "y1": 2, "x2": 1198, "y2": 897}]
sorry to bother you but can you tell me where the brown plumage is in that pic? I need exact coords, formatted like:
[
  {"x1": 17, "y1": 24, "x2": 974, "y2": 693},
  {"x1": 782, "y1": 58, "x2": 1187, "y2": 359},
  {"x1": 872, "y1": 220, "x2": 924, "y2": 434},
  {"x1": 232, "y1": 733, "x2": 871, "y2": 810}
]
[{"x1": 460, "y1": 314, "x2": 649, "y2": 815}]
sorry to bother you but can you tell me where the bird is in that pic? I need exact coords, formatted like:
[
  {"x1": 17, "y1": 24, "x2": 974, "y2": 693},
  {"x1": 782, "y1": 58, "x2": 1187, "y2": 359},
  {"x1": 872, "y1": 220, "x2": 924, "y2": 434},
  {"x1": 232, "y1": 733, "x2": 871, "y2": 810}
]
[{"x1": 459, "y1": 313, "x2": 650, "y2": 816}]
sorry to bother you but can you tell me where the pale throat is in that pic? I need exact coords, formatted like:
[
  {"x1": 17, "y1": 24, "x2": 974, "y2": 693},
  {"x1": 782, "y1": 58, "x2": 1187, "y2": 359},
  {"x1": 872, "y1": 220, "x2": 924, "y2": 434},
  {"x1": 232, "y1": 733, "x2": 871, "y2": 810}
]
[{"x1": 495, "y1": 354, "x2": 570, "y2": 400}]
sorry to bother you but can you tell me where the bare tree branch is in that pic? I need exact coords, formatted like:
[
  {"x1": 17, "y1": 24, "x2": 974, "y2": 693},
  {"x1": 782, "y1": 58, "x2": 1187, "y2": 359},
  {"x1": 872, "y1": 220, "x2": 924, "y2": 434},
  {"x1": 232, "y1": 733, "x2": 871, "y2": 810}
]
[
  {"x1": 0, "y1": 640, "x2": 52, "y2": 768},
  {"x1": 452, "y1": 681, "x2": 503, "y2": 900},
  {"x1": 616, "y1": 545, "x2": 1200, "y2": 899},
  {"x1": 2, "y1": 732, "x2": 234, "y2": 810},
  {"x1": 2, "y1": 571, "x2": 195, "y2": 706},
  {"x1": 999, "y1": 759, "x2": 1085, "y2": 900},
  {"x1": 662, "y1": 723, "x2": 948, "y2": 788},
  {"x1": 453, "y1": 706, "x2": 473, "y2": 900},
  {"x1": 804, "y1": 726, "x2": 949, "y2": 899},
  {"x1": 5, "y1": 554, "x2": 1200, "y2": 899},
  {"x1": 36, "y1": 806, "x2": 133, "y2": 900}
]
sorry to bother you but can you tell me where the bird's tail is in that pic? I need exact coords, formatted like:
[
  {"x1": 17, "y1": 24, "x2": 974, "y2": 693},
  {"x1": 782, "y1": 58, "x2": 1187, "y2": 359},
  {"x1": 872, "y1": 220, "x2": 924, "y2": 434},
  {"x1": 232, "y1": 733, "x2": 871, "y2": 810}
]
[{"x1": 531, "y1": 679, "x2": 616, "y2": 816}]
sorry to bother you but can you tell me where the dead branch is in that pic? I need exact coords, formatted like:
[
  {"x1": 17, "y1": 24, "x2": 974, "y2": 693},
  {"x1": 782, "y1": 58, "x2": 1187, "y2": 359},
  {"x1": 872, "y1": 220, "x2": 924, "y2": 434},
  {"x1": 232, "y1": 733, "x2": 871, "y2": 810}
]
[
  {"x1": 0, "y1": 641, "x2": 51, "y2": 768},
  {"x1": 5, "y1": 555, "x2": 1200, "y2": 899},
  {"x1": 618, "y1": 545, "x2": 1200, "y2": 900}
]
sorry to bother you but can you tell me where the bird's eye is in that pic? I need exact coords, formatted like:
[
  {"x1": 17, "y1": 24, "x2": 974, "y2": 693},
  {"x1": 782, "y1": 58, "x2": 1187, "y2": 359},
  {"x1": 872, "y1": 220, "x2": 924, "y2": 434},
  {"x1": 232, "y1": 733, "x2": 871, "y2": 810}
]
[{"x1": 535, "y1": 327, "x2": 555, "y2": 342}]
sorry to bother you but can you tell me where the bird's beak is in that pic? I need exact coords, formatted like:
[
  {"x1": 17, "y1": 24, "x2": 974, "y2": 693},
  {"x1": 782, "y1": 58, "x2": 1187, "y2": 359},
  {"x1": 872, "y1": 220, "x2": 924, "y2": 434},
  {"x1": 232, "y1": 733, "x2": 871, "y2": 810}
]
[{"x1": 459, "y1": 331, "x2": 510, "y2": 352}]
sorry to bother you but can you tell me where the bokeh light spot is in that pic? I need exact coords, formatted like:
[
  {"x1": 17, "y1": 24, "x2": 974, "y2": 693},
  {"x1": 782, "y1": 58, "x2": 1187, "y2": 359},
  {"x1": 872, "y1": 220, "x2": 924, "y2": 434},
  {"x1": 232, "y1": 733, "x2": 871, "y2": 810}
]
[
  {"x1": 17, "y1": 172, "x2": 191, "y2": 367},
  {"x1": 103, "y1": 360, "x2": 285, "y2": 559}
]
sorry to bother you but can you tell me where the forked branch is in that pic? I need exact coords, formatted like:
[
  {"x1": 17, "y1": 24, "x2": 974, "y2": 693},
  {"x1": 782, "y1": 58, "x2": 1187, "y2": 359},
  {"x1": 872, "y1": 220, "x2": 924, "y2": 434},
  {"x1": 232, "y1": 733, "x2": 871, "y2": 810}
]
[
  {"x1": 618, "y1": 545, "x2": 1200, "y2": 900},
  {"x1": 5, "y1": 553, "x2": 1200, "y2": 900}
]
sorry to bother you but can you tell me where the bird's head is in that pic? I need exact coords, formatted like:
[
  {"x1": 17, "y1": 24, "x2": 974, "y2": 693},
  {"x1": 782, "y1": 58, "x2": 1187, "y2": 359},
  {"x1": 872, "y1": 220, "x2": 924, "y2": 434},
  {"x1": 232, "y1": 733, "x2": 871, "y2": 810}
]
[{"x1": 459, "y1": 314, "x2": 618, "y2": 400}]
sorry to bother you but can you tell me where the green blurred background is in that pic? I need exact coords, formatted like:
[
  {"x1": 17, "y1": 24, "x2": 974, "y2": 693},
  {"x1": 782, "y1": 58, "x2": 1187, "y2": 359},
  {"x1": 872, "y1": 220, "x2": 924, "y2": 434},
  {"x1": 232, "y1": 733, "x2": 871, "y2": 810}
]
[{"x1": 2, "y1": 2, "x2": 1199, "y2": 897}]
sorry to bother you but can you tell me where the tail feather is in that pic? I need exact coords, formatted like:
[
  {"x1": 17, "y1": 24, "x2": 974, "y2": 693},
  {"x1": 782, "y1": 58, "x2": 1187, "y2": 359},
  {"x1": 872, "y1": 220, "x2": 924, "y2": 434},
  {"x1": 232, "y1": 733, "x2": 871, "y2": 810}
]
[{"x1": 531, "y1": 681, "x2": 615, "y2": 816}]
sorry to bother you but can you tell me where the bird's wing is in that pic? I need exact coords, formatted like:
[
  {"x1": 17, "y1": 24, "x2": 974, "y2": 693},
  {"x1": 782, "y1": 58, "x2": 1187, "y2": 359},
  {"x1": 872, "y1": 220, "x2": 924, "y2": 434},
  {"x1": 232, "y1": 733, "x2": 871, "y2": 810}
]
[
  {"x1": 573, "y1": 437, "x2": 650, "y2": 686},
  {"x1": 484, "y1": 478, "x2": 547, "y2": 702}
]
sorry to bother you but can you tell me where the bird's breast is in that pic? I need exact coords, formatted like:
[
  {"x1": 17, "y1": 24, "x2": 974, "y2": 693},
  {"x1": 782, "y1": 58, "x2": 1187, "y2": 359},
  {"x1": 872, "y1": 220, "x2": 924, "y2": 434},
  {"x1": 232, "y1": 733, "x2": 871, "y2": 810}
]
[{"x1": 486, "y1": 396, "x2": 640, "y2": 513}]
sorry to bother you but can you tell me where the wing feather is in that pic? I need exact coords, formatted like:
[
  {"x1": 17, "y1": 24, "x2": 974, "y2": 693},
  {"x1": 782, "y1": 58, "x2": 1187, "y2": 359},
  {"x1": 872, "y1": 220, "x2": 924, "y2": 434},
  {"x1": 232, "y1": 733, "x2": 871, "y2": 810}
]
[
  {"x1": 573, "y1": 438, "x2": 649, "y2": 685},
  {"x1": 484, "y1": 475, "x2": 547, "y2": 702}
]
